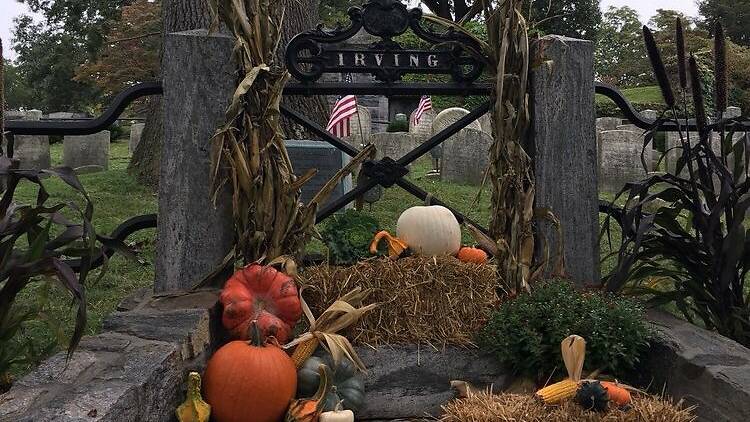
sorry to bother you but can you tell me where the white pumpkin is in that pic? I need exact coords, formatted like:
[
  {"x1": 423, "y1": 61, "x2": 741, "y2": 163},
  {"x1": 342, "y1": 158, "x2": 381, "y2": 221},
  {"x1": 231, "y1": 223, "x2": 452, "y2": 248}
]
[{"x1": 396, "y1": 205, "x2": 461, "y2": 256}]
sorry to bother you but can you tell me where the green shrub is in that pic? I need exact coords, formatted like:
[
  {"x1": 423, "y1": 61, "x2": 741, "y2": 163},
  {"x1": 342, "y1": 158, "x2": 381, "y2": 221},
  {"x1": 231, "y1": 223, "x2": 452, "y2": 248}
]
[
  {"x1": 386, "y1": 116, "x2": 409, "y2": 133},
  {"x1": 320, "y1": 210, "x2": 380, "y2": 265},
  {"x1": 479, "y1": 280, "x2": 650, "y2": 382}
]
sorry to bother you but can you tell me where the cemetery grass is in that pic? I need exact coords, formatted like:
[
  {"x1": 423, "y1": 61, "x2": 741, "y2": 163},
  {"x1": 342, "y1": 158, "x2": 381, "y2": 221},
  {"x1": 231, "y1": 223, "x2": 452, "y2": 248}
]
[
  {"x1": 596, "y1": 85, "x2": 663, "y2": 105},
  {"x1": 9, "y1": 143, "x2": 622, "y2": 379}
]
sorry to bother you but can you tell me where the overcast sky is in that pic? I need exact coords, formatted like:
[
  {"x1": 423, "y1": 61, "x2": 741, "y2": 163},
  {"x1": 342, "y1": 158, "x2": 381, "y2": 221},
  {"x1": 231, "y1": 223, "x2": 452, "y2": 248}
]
[{"x1": 1, "y1": 0, "x2": 701, "y2": 60}]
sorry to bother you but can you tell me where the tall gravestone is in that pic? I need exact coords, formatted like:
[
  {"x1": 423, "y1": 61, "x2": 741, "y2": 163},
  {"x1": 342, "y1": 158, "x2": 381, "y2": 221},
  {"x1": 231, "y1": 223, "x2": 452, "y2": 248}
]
[
  {"x1": 431, "y1": 108, "x2": 481, "y2": 161},
  {"x1": 156, "y1": 30, "x2": 234, "y2": 292},
  {"x1": 530, "y1": 35, "x2": 599, "y2": 284},
  {"x1": 129, "y1": 123, "x2": 145, "y2": 153},
  {"x1": 11, "y1": 110, "x2": 51, "y2": 171},
  {"x1": 598, "y1": 130, "x2": 649, "y2": 193},
  {"x1": 440, "y1": 128, "x2": 492, "y2": 185},
  {"x1": 63, "y1": 131, "x2": 110, "y2": 171}
]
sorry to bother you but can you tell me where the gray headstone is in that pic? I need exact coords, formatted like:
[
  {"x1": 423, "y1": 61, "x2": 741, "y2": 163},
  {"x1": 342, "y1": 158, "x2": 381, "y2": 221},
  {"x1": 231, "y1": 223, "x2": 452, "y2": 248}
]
[
  {"x1": 478, "y1": 112, "x2": 493, "y2": 134},
  {"x1": 432, "y1": 107, "x2": 482, "y2": 136},
  {"x1": 530, "y1": 35, "x2": 599, "y2": 284},
  {"x1": 129, "y1": 123, "x2": 145, "y2": 153},
  {"x1": 724, "y1": 106, "x2": 742, "y2": 119},
  {"x1": 641, "y1": 109, "x2": 658, "y2": 120},
  {"x1": 440, "y1": 128, "x2": 492, "y2": 185},
  {"x1": 3, "y1": 110, "x2": 26, "y2": 121},
  {"x1": 370, "y1": 132, "x2": 418, "y2": 162},
  {"x1": 285, "y1": 140, "x2": 352, "y2": 208},
  {"x1": 8, "y1": 110, "x2": 51, "y2": 171},
  {"x1": 156, "y1": 30, "x2": 234, "y2": 292},
  {"x1": 63, "y1": 131, "x2": 110, "y2": 170},
  {"x1": 598, "y1": 130, "x2": 650, "y2": 193},
  {"x1": 408, "y1": 108, "x2": 436, "y2": 143},
  {"x1": 343, "y1": 106, "x2": 371, "y2": 149},
  {"x1": 596, "y1": 117, "x2": 622, "y2": 132}
]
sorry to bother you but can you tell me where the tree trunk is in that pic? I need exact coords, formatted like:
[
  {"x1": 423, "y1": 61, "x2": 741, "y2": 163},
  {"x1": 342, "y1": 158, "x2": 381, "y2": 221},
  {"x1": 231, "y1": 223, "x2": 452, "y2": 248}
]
[
  {"x1": 129, "y1": 0, "x2": 329, "y2": 186},
  {"x1": 128, "y1": 0, "x2": 211, "y2": 187},
  {"x1": 278, "y1": 0, "x2": 329, "y2": 139}
]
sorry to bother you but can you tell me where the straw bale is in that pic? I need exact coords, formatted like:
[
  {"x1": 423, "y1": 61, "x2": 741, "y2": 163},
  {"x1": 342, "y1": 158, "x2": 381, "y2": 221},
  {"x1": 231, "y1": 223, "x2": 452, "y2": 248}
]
[{"x1": 300, "y1": 256, "x2": 500, "y2": 347}]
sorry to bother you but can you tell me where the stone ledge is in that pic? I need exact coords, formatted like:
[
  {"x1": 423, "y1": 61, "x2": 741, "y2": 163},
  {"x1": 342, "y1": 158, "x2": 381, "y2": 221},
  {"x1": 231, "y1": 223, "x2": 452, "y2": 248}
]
[
  {"x1": 356, "y1": 345, "x2": 508, "y2": 420},
  {"x1": 0, "y1": 290, "x2": 220, "y2": 422},
  {"x1": 643, "y1": 310, "x2": 750, "y2": 422}
]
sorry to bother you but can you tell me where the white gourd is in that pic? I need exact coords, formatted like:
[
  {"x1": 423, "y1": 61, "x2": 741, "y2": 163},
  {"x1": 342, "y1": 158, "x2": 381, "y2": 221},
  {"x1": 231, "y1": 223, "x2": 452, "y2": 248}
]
[
  {"x1": 396, "y1": 205, "x2": 461, "y2": 256},
  {"x1": 320, "y1": 401, "x2": 354, "y2": 422}
]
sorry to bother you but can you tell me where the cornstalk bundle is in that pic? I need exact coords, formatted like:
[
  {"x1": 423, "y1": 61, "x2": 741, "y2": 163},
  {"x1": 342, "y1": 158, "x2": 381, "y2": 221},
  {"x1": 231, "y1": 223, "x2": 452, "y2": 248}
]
[
  {"x1": 206, "y1": 0, "x2": 372, "y2": 264},
  {"x1": 425, "y1": 0, "x2": 563, "y2": 293}
]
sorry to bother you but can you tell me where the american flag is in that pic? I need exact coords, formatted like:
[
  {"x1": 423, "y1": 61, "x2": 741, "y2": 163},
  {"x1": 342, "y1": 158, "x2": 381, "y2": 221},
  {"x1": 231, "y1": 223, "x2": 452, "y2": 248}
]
[
  {"x1": 413, "y1": 95, "x2": 433, "y2": 126},
  {"x1": 326, "y1": 74, "x2": 358, "y2": 138}
]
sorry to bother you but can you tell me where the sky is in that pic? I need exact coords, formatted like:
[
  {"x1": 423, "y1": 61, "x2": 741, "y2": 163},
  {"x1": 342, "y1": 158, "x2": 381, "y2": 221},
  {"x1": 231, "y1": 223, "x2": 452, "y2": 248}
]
[{"x1": 1, "y1": 0, "x2": 702, "y2": 60}]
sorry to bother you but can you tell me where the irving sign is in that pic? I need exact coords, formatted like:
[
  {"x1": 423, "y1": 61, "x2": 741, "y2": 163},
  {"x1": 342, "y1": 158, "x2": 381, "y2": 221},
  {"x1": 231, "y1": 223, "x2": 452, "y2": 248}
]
[{"x1": 331, "y1": 50, "x2": 445, "y2": 70}]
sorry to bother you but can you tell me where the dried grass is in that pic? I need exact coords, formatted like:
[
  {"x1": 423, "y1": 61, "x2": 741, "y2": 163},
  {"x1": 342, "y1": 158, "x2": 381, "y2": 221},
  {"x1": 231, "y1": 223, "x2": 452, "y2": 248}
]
[
  {"x1": 300, "y1": 257, "x2": 500, "y2": 347},
  {"x1": 440, "y1": 391, "x2": 696, "y2": 422}
]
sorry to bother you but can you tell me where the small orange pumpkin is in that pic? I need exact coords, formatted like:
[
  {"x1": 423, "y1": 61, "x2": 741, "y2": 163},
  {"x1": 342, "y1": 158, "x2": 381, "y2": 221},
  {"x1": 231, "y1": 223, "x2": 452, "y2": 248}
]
[
  {"x1": 220, "y1": 263, "x2": 302, "y2": 343},
  {"x1": 203, "y1": 321, "x2": 297, "y2": 422},
  {"x1": 601, "y1": 381, "x2": 632, "y2": 406},
  {"x1": 457, "y1": 246, "x2": 488, "y2": 264}
]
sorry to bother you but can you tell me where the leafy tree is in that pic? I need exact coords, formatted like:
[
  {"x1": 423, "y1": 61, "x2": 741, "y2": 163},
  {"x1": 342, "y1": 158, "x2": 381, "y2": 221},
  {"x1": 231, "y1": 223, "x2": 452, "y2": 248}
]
[
  {"x1": 524, "y1": 0, "x2": 601, "y2": 41},
  {"x1": 698, "y1": 0, "x2": 750, "y2": 47},
  {"x1": 12, "y1": 15, "x2": 101, "y2": 112},
  {"x1": 595, "y1": 6, "x2": 650, "y2": 86},
  {"x1": 75, "y1": 0, "x2": 162, "y2": 112},
  {"x1": 2, "y1": 59, "x2": 35, "y2": 110},
  {"x1": 320, "y1": 0, "x2": 366, "y2": 26}
]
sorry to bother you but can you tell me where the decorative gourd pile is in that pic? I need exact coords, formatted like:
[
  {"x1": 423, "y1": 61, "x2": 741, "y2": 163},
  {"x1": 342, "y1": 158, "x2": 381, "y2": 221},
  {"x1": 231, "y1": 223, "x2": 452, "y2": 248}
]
[
  {"x1": 440, "y1": 335, "x2": 695, "y2": 421},
  {"x1": 370, "y1": 205, "x2": 489, "y2": 264},
  {"x1": 188, "y1": 263, "x2": 374, "y2": 422}
]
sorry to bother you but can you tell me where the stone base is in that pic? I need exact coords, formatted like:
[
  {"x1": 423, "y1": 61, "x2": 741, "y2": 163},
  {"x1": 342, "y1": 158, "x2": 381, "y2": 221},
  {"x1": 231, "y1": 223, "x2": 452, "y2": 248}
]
[
  {"x1": 640, "y1": 310, "x2": 750, "y2": 422},
  {"x1": 0, "y1": 290, "x2": 221, "y2": 422},
  {"x1": 356, "y1": 345, "x2": 509, "y2": 420}
]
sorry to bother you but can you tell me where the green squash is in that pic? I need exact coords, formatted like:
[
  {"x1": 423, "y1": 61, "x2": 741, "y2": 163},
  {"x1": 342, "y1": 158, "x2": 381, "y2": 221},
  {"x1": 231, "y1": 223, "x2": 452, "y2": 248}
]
[{"x1": 297, "y1": 356, "x2": 365, "y2": 412}]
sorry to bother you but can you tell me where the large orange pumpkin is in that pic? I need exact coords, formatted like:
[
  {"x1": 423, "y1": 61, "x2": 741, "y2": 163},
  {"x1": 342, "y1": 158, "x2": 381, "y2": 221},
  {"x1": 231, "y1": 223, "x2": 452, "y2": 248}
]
[
  {"x1": 220, "y1": 263, "x2": 302, "y2": 343},
  {"x1": 204, "y1": 322, "x2": 298, "y2": 422}
]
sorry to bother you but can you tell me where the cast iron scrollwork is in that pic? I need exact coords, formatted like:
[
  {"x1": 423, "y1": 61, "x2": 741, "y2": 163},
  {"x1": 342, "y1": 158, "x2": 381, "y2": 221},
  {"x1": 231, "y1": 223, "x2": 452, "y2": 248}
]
[{"x1": 285, "y1": 0, "x2": 486, "y2": 84}]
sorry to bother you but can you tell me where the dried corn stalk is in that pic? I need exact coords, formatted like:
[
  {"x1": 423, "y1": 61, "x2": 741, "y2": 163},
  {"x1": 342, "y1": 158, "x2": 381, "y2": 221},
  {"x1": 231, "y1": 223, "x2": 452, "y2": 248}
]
[
  {"x1": 426, "y1": 0, "x2": 563, "y2": 294},
  {"x1": 206, "y1": 0, "x2": 372, "y2": 265}
]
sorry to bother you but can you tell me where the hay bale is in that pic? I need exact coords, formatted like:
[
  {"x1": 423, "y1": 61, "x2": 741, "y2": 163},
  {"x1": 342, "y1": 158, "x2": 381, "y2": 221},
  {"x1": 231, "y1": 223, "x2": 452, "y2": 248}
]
[
  {"x1": 439, "y1": 392, "x2": 696, "y2": 422},
  {"x1": 300, "y1": 256, "x2": 500, "y2": 346}
]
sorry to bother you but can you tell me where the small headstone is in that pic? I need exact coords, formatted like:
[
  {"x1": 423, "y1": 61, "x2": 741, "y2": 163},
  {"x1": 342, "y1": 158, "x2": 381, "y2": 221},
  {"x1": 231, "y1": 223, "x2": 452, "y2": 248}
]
[
  {"x1": 129, "y1": 123, "x2": 145, "y2": 153},
  {"x1": 344, "y1": 106, "x2": 371, "y2": 149},
  {"x1": 8, "y1": 109, "x2": 51, "y2": 171},
  {"x1": 478, "y1": 112, "x2": 493, "y2": 134},
  {"x1": 3, "y1": 110, "x2": 26, "y2": 121},
  {"x1": 285, "y1": 140, "x2": 353, "y2": 208},
  {"x1": 440, "y1": 128, "x2": 492, "y2": 185},
  {"x1": 408, "y1": 108, "x2": 436, "y2": 143},
  {"x1": 724, "y1": 106, "x2": 742, "y2": 119},
  {"x1": 596, "y1": 117, "x2": 622, "y2": 132},
  {"x1": 431, "y1": 108, "x2": 482, "y2": 161},
  {"x1": 641, "y1": 109, "x2": 658, "y2": 120},
  {"x1": 63, "y1": 131, "x2": 110, "y2": 170},
  {"x1": 598, "y1": 130, "x2": 650, "y2": 193},
  {"x1": 370, "y1": 132, "x2": 418, "y2": 162}
]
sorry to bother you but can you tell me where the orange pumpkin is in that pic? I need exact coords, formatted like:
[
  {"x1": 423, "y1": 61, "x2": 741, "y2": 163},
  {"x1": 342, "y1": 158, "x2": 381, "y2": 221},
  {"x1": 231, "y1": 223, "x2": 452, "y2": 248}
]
[
  {"x1": 204, "y1": 322, "x2": 297, "y2": 422},
  {"x1": 457, "y1": 246, "x2": 488, "y2": 264},
  {"x1": 601, "y1": 381, "x2": 632, "y2": 406},
  {"x1": 220, "y1": 263, "x2": 302, "y2": 343}
]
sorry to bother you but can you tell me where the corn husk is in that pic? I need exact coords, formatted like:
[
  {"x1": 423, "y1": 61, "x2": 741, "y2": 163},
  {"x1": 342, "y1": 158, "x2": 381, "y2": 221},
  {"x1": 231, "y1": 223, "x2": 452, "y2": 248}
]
[{"x1": 285, "y1": 287, "x2": 377, "y2": 371}]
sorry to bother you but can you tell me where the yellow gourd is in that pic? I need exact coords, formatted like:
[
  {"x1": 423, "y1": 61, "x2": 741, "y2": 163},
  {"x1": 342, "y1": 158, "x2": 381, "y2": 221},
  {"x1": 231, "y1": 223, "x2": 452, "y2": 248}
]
[
  {"x1": 319, "y1": 401, "x2": 354, "y2": 422},
  {"x1": 175, "y1": 372, "x2": 211, "y2": 422}
]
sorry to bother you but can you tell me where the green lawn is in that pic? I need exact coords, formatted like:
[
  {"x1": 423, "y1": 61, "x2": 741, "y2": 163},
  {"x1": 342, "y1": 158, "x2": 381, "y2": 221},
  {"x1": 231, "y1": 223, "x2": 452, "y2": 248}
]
[
  {"x1": 596, "y1": 85, "x2": 664, "y2": 105},
  {"x1": 9, "y1": 142, "x2": 619, "y2": 378}
]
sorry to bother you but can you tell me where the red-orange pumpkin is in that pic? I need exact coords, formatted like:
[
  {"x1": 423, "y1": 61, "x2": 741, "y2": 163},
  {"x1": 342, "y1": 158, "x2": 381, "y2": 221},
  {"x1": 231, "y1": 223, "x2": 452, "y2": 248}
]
[
  {"x1": 220, "y1": 264, "x2": 302, "y2": 343},
  {"x1": 457, "y1": 246, "x2": 489, "y2": 264},
  {"x1": 204, "y1": 322, "x2": 298, "y2": 422}
]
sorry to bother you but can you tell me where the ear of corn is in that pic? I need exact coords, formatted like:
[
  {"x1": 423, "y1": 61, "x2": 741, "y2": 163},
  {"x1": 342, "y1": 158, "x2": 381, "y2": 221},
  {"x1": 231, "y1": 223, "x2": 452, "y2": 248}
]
[
  {"x1": 535, "y1": 379, "x2": 579, "y2": 404},
  {"x1": 291, "y1": 337, "x2": 320, "y2": 369}
]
